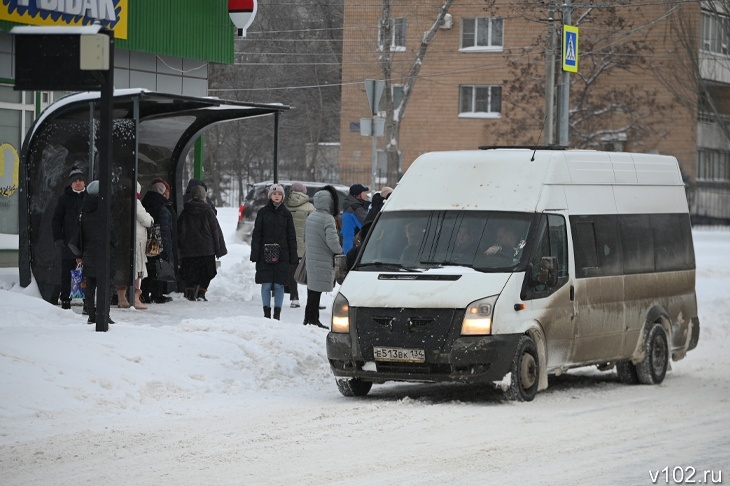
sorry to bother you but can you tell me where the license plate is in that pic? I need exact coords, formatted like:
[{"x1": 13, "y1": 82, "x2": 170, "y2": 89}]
[{"x1": 373, "y1": 346, "x2": 426, "y2": 363}]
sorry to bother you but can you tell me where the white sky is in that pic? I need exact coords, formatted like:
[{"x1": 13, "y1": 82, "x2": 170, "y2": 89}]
[{"x1": 1, "y1": 207, "x2": 728, "y2": 485}]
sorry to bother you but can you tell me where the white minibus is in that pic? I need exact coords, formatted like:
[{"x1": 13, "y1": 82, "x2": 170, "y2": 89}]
[{"x1": 326, "y1": 148, "x2": 700, "y2": 401}]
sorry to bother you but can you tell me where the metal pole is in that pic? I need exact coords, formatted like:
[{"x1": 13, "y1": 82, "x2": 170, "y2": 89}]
[
  {"x1": 273, "y1": 111, "x2": 279, "y2": 183},
  {"x1": 96, "y1": 29, "x2": 114, "y2": 332},
  {"x1": 558, "y1": 0, "x2": 571, "y2": 147},
  {"x1": 544, "y1": 0, "x2": 557, "y2": 145},
  {"x1": 371, "y1": 125, "x2": 377, "y2": 192}
]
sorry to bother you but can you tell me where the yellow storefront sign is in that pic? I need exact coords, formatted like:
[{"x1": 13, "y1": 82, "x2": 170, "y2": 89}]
[{"x1": 1, "y1": 0, "x2": 127, "y2": 40}]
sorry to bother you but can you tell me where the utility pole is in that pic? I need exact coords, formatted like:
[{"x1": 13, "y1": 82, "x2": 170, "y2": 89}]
[
  {"x1": 558, "y1": 0, "x2": 572, "y2": 146},
  {"x1": 544, "y1": 0, "x2": 557, "y2": 145}
]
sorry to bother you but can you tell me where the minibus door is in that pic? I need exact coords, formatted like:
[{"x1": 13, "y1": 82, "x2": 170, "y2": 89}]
[{"x1": 521, "y1": 213, "x2": 575, "y2": 369}]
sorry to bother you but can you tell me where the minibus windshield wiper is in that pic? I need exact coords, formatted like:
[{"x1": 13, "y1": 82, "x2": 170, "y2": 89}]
[{"x1": 357, "y1": 262, "x2": 422, "y2": 272}]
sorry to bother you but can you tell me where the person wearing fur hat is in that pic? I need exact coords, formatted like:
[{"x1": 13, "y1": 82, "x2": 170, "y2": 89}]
[
  {"x1": 304, "y1": 185, "x2": 343, "y2": 329},
  {"x1": 284, "y1": 182, "x2": 314, "y2": 308},
  {"x1": 141, "y1": 178, "x2": 176, "y2": 303},
  {"x1": 52, "y1": 166, "x2": 87, "y2": 309},
  {"x1": 178, "y1": 185, "x2": 228, "y2": 301},
  {"x1": 250, "y1": 183, "x2": 297, "y2": 320}
]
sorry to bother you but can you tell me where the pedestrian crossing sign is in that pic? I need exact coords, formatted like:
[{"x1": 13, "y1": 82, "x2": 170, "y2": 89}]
[{"x1": 563, "y1": 25, "x2": 579, "y2": 73}]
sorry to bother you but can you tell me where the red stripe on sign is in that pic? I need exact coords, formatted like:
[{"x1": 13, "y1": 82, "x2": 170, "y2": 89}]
[{"x1": 229, "y1": 0, "x2": 254, "y2": 12}]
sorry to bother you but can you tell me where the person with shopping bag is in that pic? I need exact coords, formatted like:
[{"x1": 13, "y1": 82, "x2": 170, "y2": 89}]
[{"x1": 250, "y1": 184, "x2": 297, "y2": 320}]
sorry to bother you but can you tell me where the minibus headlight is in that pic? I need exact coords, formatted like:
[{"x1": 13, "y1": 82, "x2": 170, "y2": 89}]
[
  {"x1": 331, "y1": 293, "x2": 350, "y2": 333},
  {"x1": 461, "y1": 296, "x2": 498, "y2": 336}
]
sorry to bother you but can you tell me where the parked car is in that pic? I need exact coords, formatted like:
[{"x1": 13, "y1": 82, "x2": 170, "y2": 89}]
[{"x1": 236, "y1": 181, "x2": 350, "y2": 243}]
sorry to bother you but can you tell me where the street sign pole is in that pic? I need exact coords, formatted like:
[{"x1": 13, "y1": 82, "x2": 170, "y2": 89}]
[
  {"x1": 363, "y1": 79, "x2": 385, "y2": 190},
  {"x1": 558, "y1": 0, "x2": 575, "y2": 147}
]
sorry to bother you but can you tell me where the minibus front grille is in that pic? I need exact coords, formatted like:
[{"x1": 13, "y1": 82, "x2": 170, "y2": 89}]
[{"x1": 354, "y1": 307, "x2": 462, "y2": 360}]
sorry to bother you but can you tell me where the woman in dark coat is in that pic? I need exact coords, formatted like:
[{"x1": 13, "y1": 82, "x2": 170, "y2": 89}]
[
  {"x1": 177, "y1": 185, "x2": 228, "y2": 302},
  {"x1": 71, "y1": 181, "x2": 117, "y2": 324},
  {"x1": 250, "y1": 184, "x2": 297, "y2": 320},
  {"x1": 141, "y1": 179, "x2": 175, "y2": 303}
]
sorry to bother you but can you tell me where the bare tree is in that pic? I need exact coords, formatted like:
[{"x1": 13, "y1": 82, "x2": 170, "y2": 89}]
[
  {"x1": 490, "y1": 3, "x2": 673, "y2": 150},
  {"x1": 206, "y1": 0, "x2": 344, "y2": 202},
  {"x1": 378, "y1": 0, "x2": 454, "y2": 182}
]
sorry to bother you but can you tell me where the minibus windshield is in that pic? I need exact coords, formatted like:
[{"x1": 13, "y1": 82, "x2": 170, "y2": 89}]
[{"x1": 358, "y1": 210, "x2": 534, "y2": 272}]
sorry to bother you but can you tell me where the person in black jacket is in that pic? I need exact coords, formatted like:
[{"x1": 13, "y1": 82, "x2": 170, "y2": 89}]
[
  {"x1": 250, "y1": 184, "x2": 297, "y2": 320},
  {"x1": 141, "y1": 179, "x2": 175, "y2": 303},
  {"x1": 51, "y1": 167, "x2": 87, "y2": 309},
  {"x1": 177, "y1": 185, "x2": 228, "y2": 302},
  {"x1": 71, "y1": 181, "x2": 116, "y2": 325}
]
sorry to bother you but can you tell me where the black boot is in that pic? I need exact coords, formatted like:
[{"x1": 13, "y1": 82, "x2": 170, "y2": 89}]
[
  {"x1": 87, "y1": 307, "x2": 96, "y2": 324},
  {"x1": 263, "y1": 306, "x2": 271, "y2": 318},
  {"x1": 61, "y1": 300, "x2": 71, "y2": 310},
  {"x1": 273, "y1": 307, "x2": 281, "y2": 320},
  {"x1": 197, "y1": 288, "x2": 207, "y2": 301},
  {"x1": 185, "y1": 288, "x2": 196, "y2": 301}
]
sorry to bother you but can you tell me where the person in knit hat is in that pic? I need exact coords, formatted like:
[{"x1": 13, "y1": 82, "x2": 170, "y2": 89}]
[
  {"x1": 284, "y1": 182, "x2": 314, "y2": 308},
  {"x1": 250, "y1": 183, "x2": 297, "y2": 320},
  {"x1": 51, "y1": 166, "x2": 87, "y2": 309}
]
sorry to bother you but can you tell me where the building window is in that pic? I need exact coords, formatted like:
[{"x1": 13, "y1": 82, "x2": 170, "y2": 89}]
[
  {"x1": 459, "y1": 85, "x2": 501, "y2": 118},
  {"x1": 697, "y1": 148, "x2": 730, "y2": 181},
  {"x1": 701, "y1": 11, "x2": 730, "y2": 56},
  {"x1": 461, "y1": 17, "x2": 503, "y2": 51},
  {"x1": 379, "y1": 18, "x2": 406, "y2": 51}
]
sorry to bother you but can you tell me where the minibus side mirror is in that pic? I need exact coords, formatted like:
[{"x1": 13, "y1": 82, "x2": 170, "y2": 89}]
[{"x1": 538, "y1": 256, "x2": 558, "y2": 287}]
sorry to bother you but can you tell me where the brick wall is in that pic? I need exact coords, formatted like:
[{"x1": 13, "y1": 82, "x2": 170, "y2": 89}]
[{"x1": 340, "y1": 1, "x2": 708, "y2": 184}]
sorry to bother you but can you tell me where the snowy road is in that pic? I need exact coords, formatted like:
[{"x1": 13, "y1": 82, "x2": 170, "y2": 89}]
[{"x1": 1, "y1": 209, "x2": 728, "y2": 485}]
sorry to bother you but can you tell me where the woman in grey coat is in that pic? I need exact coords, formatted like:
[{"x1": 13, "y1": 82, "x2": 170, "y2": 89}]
[{"x1": 304, "y1": 186, "x2": 343, "y2": 328}]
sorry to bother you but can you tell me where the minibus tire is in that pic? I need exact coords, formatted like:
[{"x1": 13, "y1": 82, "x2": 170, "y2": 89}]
[
  {"x1": 505, "y1": 335, "x2": 539, "y2": 402},
  {"x1": 616, "y1": 360, "x2": 640, "y2": 384},
  {"x1": 636, "y1": 323, "x2": 669, "y2": 385},
  {"x1": 336, "y1": 378, "x2": 373, "y2": 397}
]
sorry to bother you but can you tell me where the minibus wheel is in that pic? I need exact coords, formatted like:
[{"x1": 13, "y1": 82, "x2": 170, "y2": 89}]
[
  {"x1": 636, "y1": 323, "x2": 669, "y2": 385},
  {"x1": 616, "y1": 361, "x2": 639, "y2": 384},
  {"x1": 506, "y1": 335, "x2": 539, "y2": 402},
  {"x1": 336, "y1": 378, "x2": 373, "y2": 397}
]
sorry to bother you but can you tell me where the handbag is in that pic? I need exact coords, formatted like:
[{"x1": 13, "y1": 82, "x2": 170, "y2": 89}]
[
  {"x1": 334, "y1": 254, "x2": 348, "y2": 285},
  {"x1": 146, "y1": 224, "x2": 163, "y2": 257},
  {"x1": 70, "y1": 263, "x2": 85, "y2": 299},
  {"x1": 152, "y1": 258, "x2": 176, "y2": 282},
  {"x1": 294, "y1": 253, "x2": 307, "y2": 285},
  {"x1": 263, "y1": 243, "x2": 280, "y2": 264}
]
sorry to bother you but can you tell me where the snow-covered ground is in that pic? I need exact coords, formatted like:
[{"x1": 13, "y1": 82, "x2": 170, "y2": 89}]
[{"x1": 0, "y1": 207, "x2": 728, "y2": 485}]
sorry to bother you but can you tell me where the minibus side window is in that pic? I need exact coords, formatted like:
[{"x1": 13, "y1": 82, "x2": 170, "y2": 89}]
[
  {"x1": 651, "y1": 213, "x2": 695, "y2": 271},
  {"x1": 548, "y1": 215, "x2": 569, "y2": 278},
  {"x1": 574, "y1": 222, "x2": 599, "y2": 273},
  {"x1": 571, "y1": 216, "x2": 622, "y2": 277},
  {"x1": 522, "y1": 214, "x2": 568, "y2": 299},
  {"x1": 620, "y1": 214, "x2": 654, "y2": 274}
]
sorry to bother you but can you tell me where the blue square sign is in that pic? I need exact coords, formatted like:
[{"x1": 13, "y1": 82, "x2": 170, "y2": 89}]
[{"x1": 563, "y1": 25, "x2": 578, "y2": 73}]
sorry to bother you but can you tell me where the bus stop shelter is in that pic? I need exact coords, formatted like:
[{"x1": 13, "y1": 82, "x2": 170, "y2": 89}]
[{"x1": 19, "y1": 89, "x2": 289, "y2": 303}]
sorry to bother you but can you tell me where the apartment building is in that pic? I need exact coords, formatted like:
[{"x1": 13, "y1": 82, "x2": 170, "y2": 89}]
[{"x1": 339, "y1": 1, "x2": 730, "y2": 222}]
